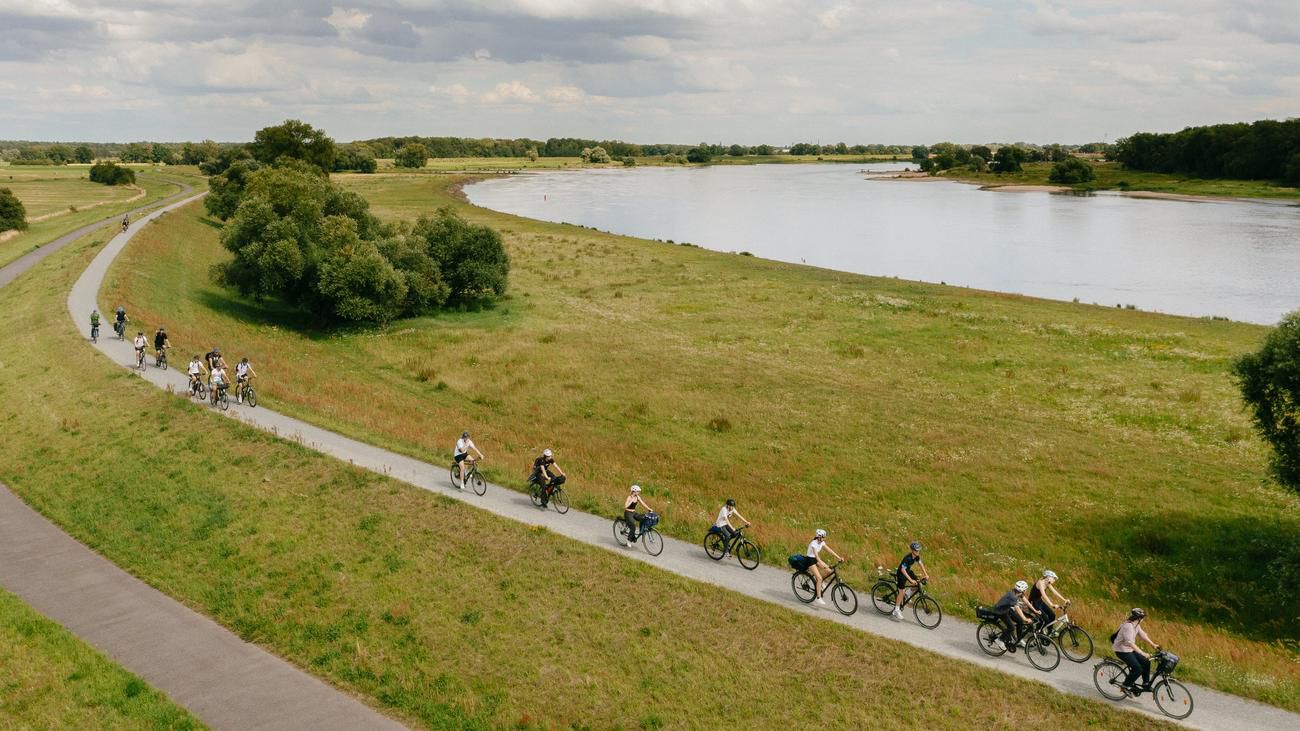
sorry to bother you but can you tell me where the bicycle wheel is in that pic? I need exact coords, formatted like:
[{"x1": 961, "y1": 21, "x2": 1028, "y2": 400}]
[
  {"x1": 870, "y1": 581, "x2": 897, "y2": 615},
  {"x1": 613, "y1": 518, "x2": 631, "y2": 547},
  {"x1": 1058, "y1": 625, "x2": 1094, "y2": 663},
  {"x1": 703, "y1": 531, "x2": 726, "y2": 560},
  {"x1": 1025, "y1": 633, "x2": 1061, "y2": 672},
  {"x1": 217, "y1": 390, "x2": 229, "y2": 411},
  {"x1": 245, "y1": 386, "x2": 257, "y2": 408},
  {"x1": 642, "y1": 529, "x2": 663, "y2": 556},
  {"x1": 976, "y1": 621, "x2": 1007, "y2": 657},
  {"x1": 831, "y1": 582, "x2": 858, "y2": 616},
  {"x1": 551, "y1": 488, "x2": 569, "y2": 513},
  {"x1": 470, "y1": 471, "x2": 487, "y2": 496},
  {"x1": 449, "y1": 464, "x2": 463, "y2": 489},
  {"x1": 1093, "y1": 660, "x2": 1129, "y2": 701},
  {"x1": 736, "y1": 540, "x2": 761, "y2": 570},
  {"x1": 195, "y1": 382, "x2": 207, "y2": 400},
  {"x1": 529, "y1": 484, "x2": 544, "y2": 507},
  {"x1": 913, "y1": 595, "x2": 943, "y2": 629},
  {"x1": 1153, "y1": 678, "x2": 1194, "y2": 720},
  {"x1": 791, "y1": 571, "x2": 817, "y2": 603}
]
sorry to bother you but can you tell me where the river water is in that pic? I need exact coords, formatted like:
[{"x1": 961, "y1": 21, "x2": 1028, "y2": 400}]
[{"x1": 466, "y1": 163, "x2": 1300, "y2": 325}]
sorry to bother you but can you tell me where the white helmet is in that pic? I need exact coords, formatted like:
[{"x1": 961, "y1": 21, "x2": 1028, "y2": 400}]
[
  {"x1": 1014, "y1": 580, "x2": 1029, "y2": 593},
  {"x1": 814, "y1": 528, "x2": 827, "y2": 538},
  {"x1": 542, "y1": 448, "x2": 553, "y2": 457},
  {"x1": 630, "y1": 484, "x2": 641, "y2": 493},
  {"x1": 1043, "y1": 570, "x2": 1058, "y2": 580}
]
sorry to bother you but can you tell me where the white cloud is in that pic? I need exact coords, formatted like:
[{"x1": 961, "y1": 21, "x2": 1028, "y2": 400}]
[
  {"x1": 326, "y1": 7, "x2": 370, "y2": 31},
  {"x1": 480, "y1": 79, "x2": 538, "y2": 103},
  {"x1": 543, "y1": 85, "x2": 585, "y2": 103}
]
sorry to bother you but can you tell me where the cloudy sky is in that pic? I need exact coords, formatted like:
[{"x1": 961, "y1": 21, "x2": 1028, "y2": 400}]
[{"x1": 1, "y1": 0, "x2": 1296, "y2": 144}]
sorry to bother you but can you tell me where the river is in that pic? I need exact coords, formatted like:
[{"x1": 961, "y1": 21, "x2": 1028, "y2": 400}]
[{"x1": 465, "y1": 163, "x2": 1300, "y2": 325}]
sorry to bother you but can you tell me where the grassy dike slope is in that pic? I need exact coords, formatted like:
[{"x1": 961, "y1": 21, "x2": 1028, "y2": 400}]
[
  {"x1": 105, "y1": 174, "x2": 1299, "y2": 709},
  {"x1": 0, "y1": 226, "x2": 1165, "y2": 730},
  {"x1": 0, "y1": 586, "x2": 201, "y2": 729}
]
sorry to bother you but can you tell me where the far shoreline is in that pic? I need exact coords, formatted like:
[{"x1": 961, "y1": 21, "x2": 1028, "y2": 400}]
[{"x1": 865, "y1": 170, "x2": 1298, "y2": 205}]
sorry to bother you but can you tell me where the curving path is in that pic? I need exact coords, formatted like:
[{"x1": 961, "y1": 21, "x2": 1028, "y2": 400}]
[
  {"x1": 59, "y1": 194, "x2": 1300, "y2": 730},
  {"x1": 0, "y1": 193, "x2": 406, "y2": 731}
]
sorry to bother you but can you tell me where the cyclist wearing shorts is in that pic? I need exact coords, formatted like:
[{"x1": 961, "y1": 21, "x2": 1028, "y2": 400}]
[
  {"x1": 1030, "y1": 570, "x2": 1068, "y2": 630},
  {"x1": 891, "y1": 541, "x2": 929, "y2": 621},
  {"x1": 530, "y1": 448, "x2": 565, "y2": 508},
  {"x1": 623, "y1": 485, "x2": 654, "y2": 544},
  {"x1": 210, "y1": 363, "x2": 228, "y2": 404},
  {"x1": 712, "y1": 498, "x2": 749, "y2": 553},
  {"x1": 453, "y1": 431, "x2": 485, "y2": 487},
  {"x1": 114, "y1": 306, "x2": 127, "y2": 337},
  {"x1": 234, "y1": 357, "x2": 257, "y2": 404},
  {"x1": 797, "y1": 529, "x2": 844, "y2": 606},
  {"x1": 991, "y1": 580, "x2": 1037, "y2": 652},
  {"x1": 132, "y1": 331, "x2": 147, "y2": 366},
  {"x1": 1112, "y1": 608, "x2": 1160, "y2": 694},
  {"x1": 187, "y1": 355, "x2": 207, "y2": 395},
  {"x1": 204, "y1": 347, "x2": 225, "y2": 385}
]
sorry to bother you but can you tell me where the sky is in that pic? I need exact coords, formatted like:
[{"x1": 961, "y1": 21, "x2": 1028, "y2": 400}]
[{"x1": 1, "y1": 0, "x2": 1297, "y2": 145}]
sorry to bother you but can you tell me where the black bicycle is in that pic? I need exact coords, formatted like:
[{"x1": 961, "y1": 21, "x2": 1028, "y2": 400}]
[
  {"x1": 528, "y1": 475, "x2": 569, "y2": 513},
  {"x1": 90, "y1": 323, "x2": 99, "y2": 343},
  {"x1": 240, "y1": 382, "x2": 257, "y2": 407},
  {"x1": 789, "y1": 559, "x2": 858, "y2": 616},
  {"x1": 1093, "y1": 650, "x2": 1193, "y2": 719},
  {"x1": 212, "y1": 383, "x2": 229, "y2": 411},
  {"x1": 614, "y1": 511, "x2": 662, "y2": 555},
  {"x1": 975, "y1": 606, "x2": 1061, "y2": 671},
  {"x1": 114, "y1": 320, "x2": 126, "y2": 340},
  {"x1": 450, "y1": 457, "x2": 487, "y2": 496},
  {"x1": 703, "y1": 525, "x2": 761, "y2": 570},
  {"x1": 188, "y1": 375, "x2": 207, "y2": 400},
  {"x1": 134, "y1": 347, "x2": 146, "y2": 370},
  {"x1": 155, "y1": 349, "x2": 168, "y2": 370},
  {"x1": 870, "y1": 574, "x2": 942, "y2": 629}
]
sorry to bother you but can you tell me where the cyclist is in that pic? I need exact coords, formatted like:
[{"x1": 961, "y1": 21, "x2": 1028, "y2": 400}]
[
  {"x1": 453, "y1": 431, "x2": 485, "y2": 488},
  {"x1": 800, "y1": 529, "x2": 844, "y2": 606},
  {"x1": 186, "y1": 354, "x2": 207, "y2": 396},
  {"x1": 1112, "y1": 608, "x2": 1160, "y2": 694},
  {"x1": 204, "y1": 346, "x2": 225, "y2": 386},
  {"x1": 121, "y1": 214, "x2": 130, "y2": 232},
  {"x1": 529, "y1": 448, "x2": 565, "y2": 509},
  {"x1": 891, "y1": 541, "x2": 930, "y2": 621},
  {"x1": 234, "y1": 357, "x2": 257, "y2": 404},
  {"x1": 89, "y1": 309, "x2": 100, "y2": 340},
  {"x1": 1030, "y1": 569, "x2": 1068, "y2": 631},
  {"x1": 113, "y1": 306, "x2": 127, "y2": 338},
  {"x1": 209, "y1": 361, "x2": 228, "y2": 405},
  {"x1": 153, "y1": 326, "x2": 170, "y2": 365},
  {"x1": 622, "y1": 485, "x2": 656, "y2": 544},
  {"x1": 132, "y1": 331, "x2": 147, "y2": 367},
  {"x1": 711, "y1": 498, "x2": 749, "y2": 555},
  {"x1": 991, "y1": 580, "x2": 1037, "y2": 652}
]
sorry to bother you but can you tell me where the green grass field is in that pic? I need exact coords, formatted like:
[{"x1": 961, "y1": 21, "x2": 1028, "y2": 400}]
[
  {"x1": 944, "y1": 161, "x2": 1300, "y2": 199},
  {"x1": 0, "y1": 587, "x2": 201, "y2": 729},
  {"x1": 102, "y1": 172, "x2": 1300, "y2": 710},
  {"x1": 0, "y1": 165, "x2": 203, "y2": 268},
  {"x1": 0, "y1": 222, "x2": 1169, "y2": 730}
]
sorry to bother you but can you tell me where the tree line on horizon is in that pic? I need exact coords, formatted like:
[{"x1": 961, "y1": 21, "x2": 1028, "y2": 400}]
[{"x1": 1113, "y1": 118, "x2": 1300, "y2": 185}]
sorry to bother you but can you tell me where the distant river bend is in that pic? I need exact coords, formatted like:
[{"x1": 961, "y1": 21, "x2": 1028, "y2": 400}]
[{"x1": 466, "y1": 164, "x2": 1300, "y2": 325}]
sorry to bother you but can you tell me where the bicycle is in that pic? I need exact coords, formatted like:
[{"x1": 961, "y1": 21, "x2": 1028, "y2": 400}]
[
  {"x1": 188, "y1": 375, "x2": 207, "y2": 400},
  {"x1": 212, "y1": 383, "x2": 229, "y2": 411},
  {"x1": 527, "y1": 475, "x2": 569, "y2": 513},
  {"x1": 703, "y1": 525, "x2": 761, "y2": 570},
  {"x1": 236, "y1": 379, "x2": 257, "y2": 407},
  {"x1": 113, "y1": 320, "x2": 126, "y2": 340},
  {"x1": 614, "y1": 511, "x2": 662, "y2": 555},
  {"x1": 1093, "y1": 650, "x2": 1193, "y2": 720},
  {"x1": 870, "y1": 573, "x2": 942, "y2": 629},
  {"x1": 90, "y1": 323, "x2": 99, "y2": 343},
  {"x1": 1037, "y1": 601, "x2": 1094, "y2": 662},
  {"x1": 450, "y1": 457, "x2": 487, "y2": 496},
  {"x1": 975, "y1": 606, "x2": 1061, "y2": 671},
  {"x1": 789, "y1": 559, "x2": 858, "y2": 616},
  {"x1": 155, "y1": 349, "x2": 168, "y2": 370},
  {"x1": 134, "y1": 347, "x2": 146, "y2": 370}
]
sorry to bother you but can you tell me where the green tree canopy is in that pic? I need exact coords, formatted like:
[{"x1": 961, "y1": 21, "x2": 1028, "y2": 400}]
[
  {"x1": 249, "y1": 119, "x2": 337, "y2": 173},
  {"x1": 686, "y1": 147, "x2": 712, "y2": 163},
  {"x1": 1048, "y1": 157, "x2": 1096, "y2": 184},
  {"x1": 88, "y1": 161, "x2": 136, "y2": 186},
  {"x1": 0, "y1": 187, "x2": 28, "y2": 232},
  {"x1": 408, "y1": 208, "x2": 510, "y2": 303},
  {"x1": 73, "y1": 145, "x2": 94, "y2": 164},
  {"x1": 394, "y1": 143, "x2": 429, "y2": 169},
  {"x1": 992, "y1": 146, "x2": 1027, "y2": 173},
  {"x1": 1234, "y1": 311, "x2": 1300, "y2": 491}
]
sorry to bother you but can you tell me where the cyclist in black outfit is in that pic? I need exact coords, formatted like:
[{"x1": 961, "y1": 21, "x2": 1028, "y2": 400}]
[
  {"x1": 529, "y1": 448, "x2": 565, "y2": 508},
  {"x1": 891, "y1": 541, "x2": 929, "y2": 621}
]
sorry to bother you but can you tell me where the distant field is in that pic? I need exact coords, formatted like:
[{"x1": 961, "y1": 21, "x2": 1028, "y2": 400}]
[
  {"x1": 0, "y1": 587, "x2": 200, "y2": 729},
  {"x1": 375, "y1": 153, "x2": 908, "y2": 172},
  {"x1": 0, "y1": 166, "x2": 138, "y2": 218},
  {"x1": 945, "y1": 161, "x2": 1300, "y2": 199},
  {"x1": 105, "y1": 172, "x2": 1300, "y2": 710},
  {"x1": 0, "y1": 223, "x2": 1167, "y2": 730}
]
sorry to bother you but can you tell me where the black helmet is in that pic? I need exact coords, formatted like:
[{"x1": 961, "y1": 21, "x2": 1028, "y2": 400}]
[
  {"x1": 462, "y1": 431, "x2": 470, "y2": 438},
  {"x1": 725, "y1": 498, "x2": 736, "y2": 507},
  {"x1": 1129, "y1": 607, "x2": 1146, "y2": 620}
]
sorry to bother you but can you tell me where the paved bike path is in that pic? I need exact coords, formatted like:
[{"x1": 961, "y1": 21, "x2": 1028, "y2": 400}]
[
  {"x1": 71, "y1": 196, "x2": 1299, "y2": 730},
  {"x1": 0, "y1": 193, "x2": 406, "y2": 730}
]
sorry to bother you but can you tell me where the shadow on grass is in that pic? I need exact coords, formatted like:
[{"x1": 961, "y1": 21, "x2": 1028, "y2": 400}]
[{"x1": 1079, "y1": 510, "x2": 1300, "y2": 643}]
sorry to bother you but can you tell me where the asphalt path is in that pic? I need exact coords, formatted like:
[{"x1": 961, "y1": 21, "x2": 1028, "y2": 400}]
[
  {"x1": 52, "y1": 190, "x2": 1300, "y2": 729},
  {"x1": 0, "y1": 192, "x2": 406, "y2": 730}
]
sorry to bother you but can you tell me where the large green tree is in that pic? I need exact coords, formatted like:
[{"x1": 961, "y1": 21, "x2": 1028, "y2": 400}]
[
  {"x1": 408, "y1": 208, "x2": 510, "y2": 302},
  {"x1": 249, "y1": 119, "x2": 337, "y2": 173},
  {"x1": 1048, "y1": 157, "x2": 1096, "y2": 184},
  {"x1": 1234, "y1": 311, "x2": 1300, "y2": 491},
  {"x1": 394, "y1": 143, "x2": 429, "y2": 169},
  {"x1": 992, "y1": 146, "x2": 1027, "y2": 173},
  {"x1": 0, "y1": 187, "x2": 28, "y2": 232}
]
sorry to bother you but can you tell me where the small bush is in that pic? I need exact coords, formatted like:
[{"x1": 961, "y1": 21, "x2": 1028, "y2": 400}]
[
  {"x1": 706, "y1": 416, "x2": 732, "y2": 433},
  {"x1": 0, "y1": 187, "x2": 27, "y2": 232}
]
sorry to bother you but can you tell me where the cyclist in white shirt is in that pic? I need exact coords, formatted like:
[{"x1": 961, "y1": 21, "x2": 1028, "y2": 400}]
[
  {"x1": 712, "y1": 498, "x2": 749, "y2": 555},
  {"x1": 209, "y1": 364, "x2": 228, "y2": 405},
  {"x1": 800, "y1": 529, "x2": 844, "y2": 606},
  {"x1": 234, "y1": 357, "x2": 257, "y2": 404},
  {"x1": 453, "y1": 431, "x2": 485, "y2": 488},
  {"x1": 186, "y1": 354, "x2": 207, "y2": 396},
  {"x1": 132, "y1": 331, "x2": 147, "y2": 367}
]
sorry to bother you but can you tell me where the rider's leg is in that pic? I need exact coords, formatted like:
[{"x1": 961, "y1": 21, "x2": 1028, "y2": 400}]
[
  {"x1": 623, "y1": 509, "x2": 637, "y2": 540},
  {"x1": 810, "y1": 564, "x2": 824, "y2": 599}
]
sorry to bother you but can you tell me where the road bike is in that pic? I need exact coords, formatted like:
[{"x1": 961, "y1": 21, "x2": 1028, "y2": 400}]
[
  {"x1": 870, "y1": 573, "x2": 942, "y2": 628},
  {"x1": 450, "y1": 457, "x2": 487, "y2": 496},
  {"x1": 976, "y1": 606, "x2": 1061, "y2": 671},
  {"x1": 614, "y1": 511, "x2": 662, "y2": 555},
  {"x1": 703, "y1": 525, "x2": 761, "y2": 570},
  {"x1": 528, "y1": 475, "x2": 569, "y2": 513},
  {"x1": 789, "y1": 559, "x2": 858, "y2": 616},
  {"x1": 1037, "y1": 601, "x2": 1093, "y2": 662},
  {"x1": 1093, "y1": 650, "x2": 1193, "y2": 720},
  {"x1": 155, "y1": 348, "x2": 168, "y2": 370}
]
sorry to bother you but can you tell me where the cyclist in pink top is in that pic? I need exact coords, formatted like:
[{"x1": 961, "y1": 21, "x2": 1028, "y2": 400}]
[{"x1": 1111, "y1": 608, "x2": 1160, "y2": 693}]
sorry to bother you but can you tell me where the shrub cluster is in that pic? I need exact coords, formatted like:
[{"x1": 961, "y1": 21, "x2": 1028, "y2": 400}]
[
  {"x1": 0, "y1": 187, "x2": 28, "y2": 232},
  {"x1": 88, "y1": 161, "x2": 136, "y2": 186},
  {"x1": 1234, "y1": 310, "x2": 1300, "y2": 492},
  {"x1": 1048, "y1": 157, "x2": 1097, "y2": 184}
]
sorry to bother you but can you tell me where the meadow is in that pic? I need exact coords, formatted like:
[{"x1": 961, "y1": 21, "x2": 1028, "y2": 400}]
[
  {"x1": 0, "y1": 587, "x2": 201, "y2": 729},
  {"x1": 102, "y1": 171, "x2": 1300, "y2": 710},
  {"x1": 0, "y1": 221, "x2": 1169, "y2": 730},
  {"x1": 944, "y1": 160, "x2": 1300, "y2": 199}
]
